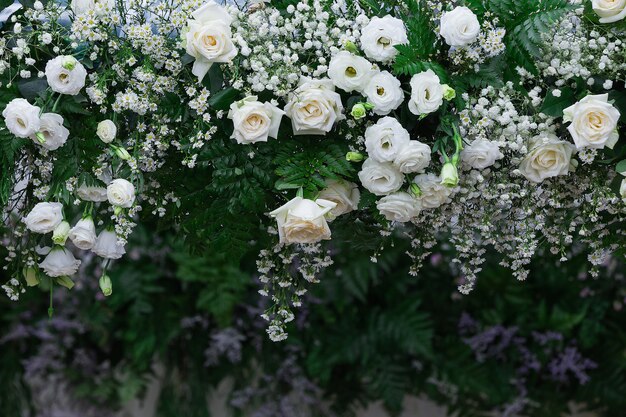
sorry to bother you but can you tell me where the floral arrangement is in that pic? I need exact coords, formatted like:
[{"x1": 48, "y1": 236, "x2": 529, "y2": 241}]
[{"x1": 1, "y1": 0, "x2": 625, "y2": 341}]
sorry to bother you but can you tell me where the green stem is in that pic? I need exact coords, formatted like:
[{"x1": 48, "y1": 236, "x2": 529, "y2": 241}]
[
  {"x1": 48, "y1": 282, "x2": 54, "y2": 318},
  {"x1": 51, "y1": 94, "x2": 62, "y2": 113}
]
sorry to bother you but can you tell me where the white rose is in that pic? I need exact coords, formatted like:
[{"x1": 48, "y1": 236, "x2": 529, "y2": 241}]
[
  {"x1": 363, "y1": 71, "x2": 404, "y2": 115},
  {"x1": 183, "y1": 1, "x2": 237, "y2": 82},
  {"x1": 76, "y1": 184, "x2": 108, "y2": 202},
  {"x1": 45, "y1": 56, "x2": 87, "y2": 95},
  {"x1": 107, "y1": 178, "x2": 135, "y2": 208},
  {"x1": 563, "y1": 94, "x2": 620, "y2": 150},
  {"x1": 413, "y1": 173, "x2": 453, "y2": 209},
  {"x1": 408, "y1": 70, "x2": 444, "y2": 116},
  {"x1": 365, "y1": 117, "x2": 411, "y2": 163},
  {"x1": 376, "y1": 192, "x2": 420, "y2": 223},
  {"x1": 69, "y1": 217, "x2": 97, "y2": 250},
  {"x1": 519, "y1": 134, "x2": 576, "y2": 183},
  {"x1": 39, "y1": 246, "x2": 81, "y2": 277},
  {"x1": 97, "y1": 120, "x2": 117, "y2": 144},
  {"x1": 2, "y1": 98, "x2": 41, "y2": 138},
  {"x1": 92, "y1": 229, "x2": 126, "y2": 259},
  {"x1": 358, "y1": 158, "x2": 404, "y2": 196},
  {"x1": 269, "y1": 197, "x2": 337, "y2": 244},
  {"x1": 592, "y1": 0, "x2": 626, "y2": 23},
  {"x1": 318, "y1": 179, "x2": 361, "y2": 221},
  {"x1": 24, "y1": 202, "x2": 64, "y2": 234},
  {"x1": 227, "y1": 96, "x2": 284, "y2": 144},
  {"x1": 440, "y1": 6, "x2": 481, "y2": 47},
  {"x1": 461, "y1": 139, "x2": 504, "y2": 170},
  {"x1": 327, "y1": 51, "x2": 376, "y2": 93},
  {"x1": 30, "y1": 113, "x2": 69, "y2": 151},
  {"x1": 360, "y1": 15, "x2": 408, "y2": 62},
  {"x1": 284, "y1": 78, "x2": 344, "y2": 135},
  {"x1": 393, "y1": 141, "x2": 432, "y2": 174}
]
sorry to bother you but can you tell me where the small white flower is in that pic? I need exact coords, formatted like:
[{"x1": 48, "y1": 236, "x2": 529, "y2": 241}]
[
  {"x1": 358, "y1": 158, "x2": 404, "y2": 196},
  {"x1": 24, "y1": 202, "x2": 64, "y2": 234},
  {"x1": 96, "y1": 120, "x2": 117, "y2": 144},
  {"x1": 363, "y1": 71, "x2": 404, "y2": 115},
  {"x1": 92, "y1": 229, "x2": 126, "y2": 259},
  {"x1": 107, "y1": 179, "x2": 135, "y2": 208},
  {"x1": 45, "y1": 56, "x2": 87, "y2": 95},
  {"x1": 440, "y1": 6, "x2": 481, "y2": 47},
  {"x1": 39, "y1": 246, "x2": 81, "y2": 277},
  {"x1": 269, "y1": 197, "x2": 337, "y2": 244},
  {"x1": 227, "y1": 96, "x2": 284, "y2": 144},
  {"x1": 563, "y1": 94, "x2": 620, "y2": 150},
  {"x1": 318, "y1": 179, "x2": 360, "y2": 221},
  {"x1": 377, "y1": 192, "x2": 420, "y2": 223},
  {"x1": 360, "y1": 15, "x2": 408, "y2": 62},
  {"x1": 408, "y1": 70, "x2": 444, "y2": 116},
  {"x1": 2, "y1": 98, "x2": 41, "y2": 138},
  {"x1": 365, "y1": 117, "x2": 411, "y2": 163},
  {"x1": 461, "y1": 139, "x2": 504, "y2": 170},
  {"x1": 69, "y1": 217, "x2": 97, "y2": 250},
  {"x1": 327, "y1": 51, "x2": 376, "y2": 93}
]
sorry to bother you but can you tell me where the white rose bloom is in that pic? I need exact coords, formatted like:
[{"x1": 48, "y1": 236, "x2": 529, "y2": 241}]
[
  {"x1": 376, "y1": 192, "x2": 421, "y2": 223},
  {"x1": 363, "y1": 71, "x2": 404, "y2": 115},
  {"x1": 269, "y1": 197, "x2": 337, "y2": 244},
  {"x1": 183, "y1": 1, "x2": 237, "y2": 82},
  {"x1": 39, "y1": 246, "x2": 81, "y2": 277},
  {"x1": 592, "y1": 0, "x2": 626, "y2": 23},
  {"x1": 92, "y1": 229, "x2": 126, "y2": 259},
  {"x1": 360, "y1": 15, "x2": 408, "y2": 62},
  {"x1": 408, "y1": 70, "x2": 444, "y2": 116},
  {"x1": 2, "y1": 98, "x2": 41, "y2": 138},
  {"x1": 24, "y1": 202, "x2": 64, "y2": 234},
  {"x1": 96, "y1": 120, "x2": 117, "y2": 144},
  {"x1": 76, "y1": 184, "x2": 108, "y2": 202},
  {"x1": 69, "y1": 217, "x2": 97, "y2": 250},
  {"x1": 107, "y1": 179, "x2": 135, "y2": 208},
  {"x1": 620, "y1": 178, "x2": 626, "y2": 200},
  {"x1": 227, "y1": 96, "x2": 284, "y2": 144},
  {"x1": 563, "y1": 94, "x2": 620, "y2": 150},
  {"x1": 393, "y1": 141, "x2": 432, "y2": 174},
  {"x1": 440, "y1": 6, "x2": 481, "y2": 47},
  {"x1": 365, "y1": 117, "x2": 411, "y2": 163},
  {"x1": 284, "y1": 78, "x2": 344, "y2": 135},
  {"x1": 358, "y1": 158, "x2": 404, "y2": 196},
  {"x1": 413, "y1": 174, "x2": 453, "y2": 209},
  {"x1": 327, "y1": 51, "x2": 377, "y2": 93},
  {"x1": 30, "y1": 113, "x2": 69, "y2": 151},
  {"x1": 318, "y1": 179, "x2": 361, "y2": 221},
  {"x1": 519, "y1": 134, "x2": 576, "y2": 183},
  {"x1": 45, "y1": 56, "x2": 87, "y2": 95},
  {"x1": 461, "y1": 139, "x2": 504, "y2": 170}
]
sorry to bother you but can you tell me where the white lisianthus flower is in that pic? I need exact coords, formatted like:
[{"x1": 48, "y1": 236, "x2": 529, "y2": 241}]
[
  {"x1": 620, "y1": 178, "x2": 626, "y2": 201},
  {"x1": 413, "y1": 174, "x2": 453, "y2": 209},
  {"x1": 519, "y1": 134, "x2": 576, "y2": 183},
  {"x1": 183, "y1": 1, "x2": 237, "y2": 82},
  {"x1": 2, "y1": 98, "x2": 41, "y2": 138},
  {"x1": 269, "y1": 197, "x2": 337, "y2": 244},
  {"x1": 39, "y1": 246, "x2": 81, "y2": 277},
  {"x1": 365, "y1": 117, "x2": 411, "y2": 163},
  {"x1": 360, "y1": 15, "x2": 408, "y2": 62},
  {"x1": 30, "y1": 113, "x2": 69, "y2": 151},
  {"x1": 408, "y1": 70, "x2": 444, "y2": 116},
  {"x1": 393, "y1": 141, "x2": 432, "y2": 174},
  {"x1": 77, "y1": 184, "x2": 108, "y2": 202},
  {"x1": 96, "y1": 120, "x2": 117, "y2": 144},
  {"x1": 92, "y1": 229, "x2": 126, "y2": 259},
  {"x1": 24, "y1": 202, "x2": 64, "y2": 234},
  {"x1": 440, "y1": 6, "x2": 481, "y2": 47},
  {"x1": 563, "y1": 94, "x2": 620, "y2": 150},
  {"x1": 461, "y1": 139, "x2": 504, "y2": 170},
  {"x1": 592, "y1": 0, "x2": 626, "y2": 23},
  {"x1": 358, "y1": 158, "x2": 404, "y2": 196},
  {"x1": 284, "y1": 78, "x2": 344, "y2": 135},
  {"x1": 107, "y1": 179, "x2": 135, "y2": 208},
  {"x1": 363, "y1": 71, "x2": 404, "y2": 115},
  {"x1": 376, "y1": 192, "x2": 420, "y2": 223},
  {"x1": 327, "y1": 51, "x2": 377, "y2": 93},
  {"x1": 227, "y1": 96, "x2": 284, "y2": 144},
  {"x1": 318, "y1": 179, "x2": 361, "y2": 221},
  {"x1": 69, "y1": 217, "x2": 97, "y2": 250},
  {"x1": 45, "y1": 56, "x2": 87, "y2": 95}
]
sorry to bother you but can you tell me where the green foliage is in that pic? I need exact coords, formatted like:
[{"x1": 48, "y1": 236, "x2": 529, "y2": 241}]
[{"x1": 540, "y1": 87, "x2": 576, "y2": 117}]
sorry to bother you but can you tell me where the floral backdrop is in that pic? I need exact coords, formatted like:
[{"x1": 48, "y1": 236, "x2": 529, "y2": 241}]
[{"x1": 0, "y1": 0, "x2": 625, "y2": 415}]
